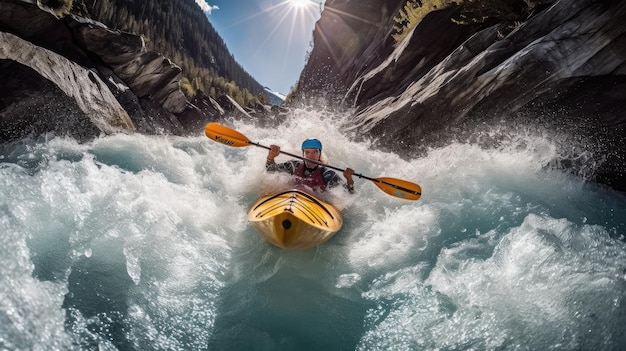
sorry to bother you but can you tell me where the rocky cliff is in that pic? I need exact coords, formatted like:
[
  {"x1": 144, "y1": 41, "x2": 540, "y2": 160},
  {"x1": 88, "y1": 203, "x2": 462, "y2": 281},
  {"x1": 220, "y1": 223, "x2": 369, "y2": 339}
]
[
  {"x1": 2, "y1": 0, "x2": 625, "y2": 192},
  {"x1": 0, "y1": 0, "x2": 273, "y2": 142},
  {"x1": 294, "y1": 0, "x2": 626, "y2": 192}
]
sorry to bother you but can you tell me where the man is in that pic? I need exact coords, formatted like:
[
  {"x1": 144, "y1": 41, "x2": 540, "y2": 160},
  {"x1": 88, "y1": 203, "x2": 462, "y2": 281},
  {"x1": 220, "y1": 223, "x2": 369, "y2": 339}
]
[{"x1": 266, "y1": 138, "x2": 355, "y2": 193}]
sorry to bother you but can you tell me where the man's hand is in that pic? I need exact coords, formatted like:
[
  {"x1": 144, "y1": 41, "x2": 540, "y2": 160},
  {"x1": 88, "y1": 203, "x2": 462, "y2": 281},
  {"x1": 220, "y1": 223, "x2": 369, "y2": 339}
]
[
  {"x1": 343, "y1": 167, "x2": 355, "y2": 186},
  {"x1": 268, "y1": 145, "x2": 281, "y2": 161}
]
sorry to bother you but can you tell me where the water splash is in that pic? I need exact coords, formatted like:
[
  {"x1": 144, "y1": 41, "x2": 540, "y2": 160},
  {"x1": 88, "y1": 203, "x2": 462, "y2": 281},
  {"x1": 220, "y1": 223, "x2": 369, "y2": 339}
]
[{"x1": 1, "y1": 108, "x2": 625, "y2": 350}]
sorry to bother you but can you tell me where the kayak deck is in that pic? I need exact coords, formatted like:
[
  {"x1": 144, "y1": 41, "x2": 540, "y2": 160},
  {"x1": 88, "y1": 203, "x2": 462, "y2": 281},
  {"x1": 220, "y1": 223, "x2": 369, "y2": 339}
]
[{"x1": 247, "y1": 189, "x2": 342, "y2": 250}]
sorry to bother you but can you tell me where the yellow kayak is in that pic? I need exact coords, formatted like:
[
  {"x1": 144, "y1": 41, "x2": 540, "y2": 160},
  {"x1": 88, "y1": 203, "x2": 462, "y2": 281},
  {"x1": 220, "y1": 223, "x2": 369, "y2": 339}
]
[{"x1": 247, "y1": 189, "x2": 343, "y2": 250}]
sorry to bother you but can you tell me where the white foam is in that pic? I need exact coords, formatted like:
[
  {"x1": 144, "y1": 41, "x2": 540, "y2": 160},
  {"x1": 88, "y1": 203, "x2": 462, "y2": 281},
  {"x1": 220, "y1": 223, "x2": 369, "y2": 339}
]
[
  {"x1": 2, "y1": 109, "x2": 625, "y2": 349},
  {"x1": 358, "y1": 214, "x2": 626, "y2": 349}
]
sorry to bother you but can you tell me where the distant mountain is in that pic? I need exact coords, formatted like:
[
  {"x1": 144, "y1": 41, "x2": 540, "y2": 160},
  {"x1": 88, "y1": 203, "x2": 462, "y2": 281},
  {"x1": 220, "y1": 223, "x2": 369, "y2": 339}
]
[
  {"x1": 83, "y1": 0, "x2": 270, "y2": 107},
  {"x1": 264, "y1": 87, "x2": 286, "y2": 105}
]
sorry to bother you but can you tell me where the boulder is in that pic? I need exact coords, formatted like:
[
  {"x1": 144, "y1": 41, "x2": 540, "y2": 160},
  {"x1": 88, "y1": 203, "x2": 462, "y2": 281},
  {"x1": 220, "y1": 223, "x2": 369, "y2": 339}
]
[
  {"x1": 70, "y1": 16, "x2": 189, "y2": 114},
  {"x1": 0, "y1": 31, "x2": 134, "y2": 136},
  {"x1": 0, "y1": 60, "x2": 101, "y2": 142}
]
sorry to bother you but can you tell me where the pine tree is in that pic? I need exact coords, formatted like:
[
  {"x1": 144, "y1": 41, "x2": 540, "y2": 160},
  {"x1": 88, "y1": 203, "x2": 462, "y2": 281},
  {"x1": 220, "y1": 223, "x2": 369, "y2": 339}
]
[
  {"x1": 82, "y1": 0, "x2": 270, "y2": 107},
  {"x1": 392, "y1": 0, "x2": 456, "y2": 45},
  {"x1": 40, "y1": 0, "x2": 74, "y2": 16}
]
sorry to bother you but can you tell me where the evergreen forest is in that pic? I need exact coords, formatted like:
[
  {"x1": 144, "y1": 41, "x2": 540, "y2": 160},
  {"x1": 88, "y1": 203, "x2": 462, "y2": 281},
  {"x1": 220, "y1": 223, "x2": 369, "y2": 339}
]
[{"x1": 82, "y1": 0, "x2": 270, "y2": 107}]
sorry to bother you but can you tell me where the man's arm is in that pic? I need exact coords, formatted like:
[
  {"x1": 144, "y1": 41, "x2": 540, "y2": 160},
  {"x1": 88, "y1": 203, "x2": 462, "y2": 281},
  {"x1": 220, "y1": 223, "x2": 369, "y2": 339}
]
[
  {"x1": 266, "y1": 144, "x2": 291, "y2": 173},
  {"x1": 266, "y1": 159, "x2": 298, "y2": 174},
  {"x1": 324, "y1": 168, "x2": 355, "y2": 193}
]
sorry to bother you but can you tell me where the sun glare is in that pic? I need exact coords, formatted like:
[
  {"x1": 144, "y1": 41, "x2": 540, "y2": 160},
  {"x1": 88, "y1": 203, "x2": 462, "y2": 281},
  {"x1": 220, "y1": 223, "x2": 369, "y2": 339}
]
[
  {"x1": 288, "y1": 0, "x2": 314, "y2": 9},
  {"x1": 231, "y1": 0, "x2": 322, "y2": 83}
]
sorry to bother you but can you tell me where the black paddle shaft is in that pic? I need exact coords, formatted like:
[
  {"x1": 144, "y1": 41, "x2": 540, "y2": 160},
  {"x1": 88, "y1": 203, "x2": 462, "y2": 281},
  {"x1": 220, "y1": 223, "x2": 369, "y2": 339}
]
[
  {"x1": 251, "y1": 141, "x2": 372, "y2": 181},
  {"x1": 252, "y1": 141, "x2": 420, "y2": 196}
]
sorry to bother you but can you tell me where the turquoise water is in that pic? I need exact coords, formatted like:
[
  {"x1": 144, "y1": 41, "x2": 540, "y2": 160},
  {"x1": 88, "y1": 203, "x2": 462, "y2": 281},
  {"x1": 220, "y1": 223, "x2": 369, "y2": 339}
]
[{"x1": 1, "y1": 109, "x2": 626, "y2": 350}]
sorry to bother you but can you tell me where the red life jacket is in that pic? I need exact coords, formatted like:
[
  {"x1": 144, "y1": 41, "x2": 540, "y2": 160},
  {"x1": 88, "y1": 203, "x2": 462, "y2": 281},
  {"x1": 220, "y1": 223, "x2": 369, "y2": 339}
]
[{"x1": 293, "y1": 162, "x2": 326, "y2": 191}]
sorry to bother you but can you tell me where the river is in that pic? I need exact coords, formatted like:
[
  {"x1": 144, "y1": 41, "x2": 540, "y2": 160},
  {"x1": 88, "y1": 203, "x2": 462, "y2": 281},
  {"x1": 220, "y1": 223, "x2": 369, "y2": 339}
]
[{"x1": 1, "y1": 108, "x2": 625, "y2": 350}]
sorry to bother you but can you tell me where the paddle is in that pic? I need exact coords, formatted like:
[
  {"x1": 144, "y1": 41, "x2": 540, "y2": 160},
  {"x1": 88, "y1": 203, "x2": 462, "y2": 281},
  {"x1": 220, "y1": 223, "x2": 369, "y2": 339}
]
[{"x1": 205, "y1": 123, "x2": 422, "y2": 200}]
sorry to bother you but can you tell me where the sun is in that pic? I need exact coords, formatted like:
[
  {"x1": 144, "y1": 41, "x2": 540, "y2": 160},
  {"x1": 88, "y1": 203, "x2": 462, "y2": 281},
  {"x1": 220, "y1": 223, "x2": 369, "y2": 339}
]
[{"x1": 287, "y1": 0, "x2": 315, "y2": 9}]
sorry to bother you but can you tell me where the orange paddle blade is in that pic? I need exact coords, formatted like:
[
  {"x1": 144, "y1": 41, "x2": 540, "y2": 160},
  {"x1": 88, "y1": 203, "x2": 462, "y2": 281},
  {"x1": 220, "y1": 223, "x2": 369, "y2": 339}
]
[
  {"x1": 371, "y1": 177, "x2": 422, "y2": 200},
  {"x1": 205, "y1": 123, "x2": 252, "y2": 147}
]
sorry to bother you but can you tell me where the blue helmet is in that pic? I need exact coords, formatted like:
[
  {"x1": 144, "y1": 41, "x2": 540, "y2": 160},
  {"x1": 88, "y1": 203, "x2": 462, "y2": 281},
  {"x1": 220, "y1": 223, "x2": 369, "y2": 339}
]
[{"x1": 301, "y1": 138, "x2": 322, "y2": 150}]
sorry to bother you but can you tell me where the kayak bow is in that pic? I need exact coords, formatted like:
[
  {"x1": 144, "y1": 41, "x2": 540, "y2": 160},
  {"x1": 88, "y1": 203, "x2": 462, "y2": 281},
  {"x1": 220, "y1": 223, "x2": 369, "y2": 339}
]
[{"x1": 247, "y1": 189, "x2": 342, "y2": 250}]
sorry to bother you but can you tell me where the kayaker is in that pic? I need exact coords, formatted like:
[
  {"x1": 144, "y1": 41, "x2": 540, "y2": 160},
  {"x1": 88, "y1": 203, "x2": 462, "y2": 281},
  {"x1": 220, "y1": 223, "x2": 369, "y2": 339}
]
[{"x1": 266, "y1": 139, "x2": 355, "y2": 193}]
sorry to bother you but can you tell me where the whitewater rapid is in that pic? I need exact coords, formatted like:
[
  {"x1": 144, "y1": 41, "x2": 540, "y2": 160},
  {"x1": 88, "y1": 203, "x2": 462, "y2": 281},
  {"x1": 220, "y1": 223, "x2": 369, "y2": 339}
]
[{"x1": 1, "y1": 109, "x2": 625, "y2": 350}]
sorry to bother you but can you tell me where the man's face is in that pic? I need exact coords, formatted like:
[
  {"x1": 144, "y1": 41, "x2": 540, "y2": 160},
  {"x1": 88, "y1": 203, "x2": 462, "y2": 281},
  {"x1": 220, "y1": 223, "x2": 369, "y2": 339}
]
[{"x1": 303, "y1": 148, "x2": 320, "y2": 167}]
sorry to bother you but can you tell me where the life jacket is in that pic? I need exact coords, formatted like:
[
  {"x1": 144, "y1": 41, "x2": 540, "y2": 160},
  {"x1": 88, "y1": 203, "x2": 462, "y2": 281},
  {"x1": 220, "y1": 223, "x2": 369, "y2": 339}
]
[{"x1": 293, "y1": 162, "x2": 326, "y2": 191}]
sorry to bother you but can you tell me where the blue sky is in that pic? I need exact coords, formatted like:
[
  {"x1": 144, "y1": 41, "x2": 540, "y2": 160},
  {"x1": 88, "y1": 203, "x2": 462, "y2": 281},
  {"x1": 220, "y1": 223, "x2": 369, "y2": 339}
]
[{"x1": 196, "y1": 0, "x2": 323, "y2": 95}]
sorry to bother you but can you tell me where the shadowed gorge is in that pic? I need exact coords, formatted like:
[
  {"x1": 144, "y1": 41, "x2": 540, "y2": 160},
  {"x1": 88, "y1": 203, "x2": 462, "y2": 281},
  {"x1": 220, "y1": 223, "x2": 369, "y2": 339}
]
[{"x1": 2, "y1": 0, "x2": 626, "y2": 349}]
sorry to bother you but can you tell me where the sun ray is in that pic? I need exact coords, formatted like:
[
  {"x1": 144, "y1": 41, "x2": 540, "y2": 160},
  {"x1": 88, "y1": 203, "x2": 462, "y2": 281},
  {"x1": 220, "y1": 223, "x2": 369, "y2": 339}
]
[
  {"x1": 218, "y1": 0, "x2": 323, "y2": 91},
  {"x1": 314, "y1": 21, "x2": 342, "y2": 68},
  {"x1": 250, "y1": 4, "x2": 294, "y2": 58},
  {"x1": 219, "y1": 2, "x2": 287, "y2": 29},
  {"x1": 249, "y1": 1, "x2": 321, "y2": 60},
  {"x1": 323, "y1": 6, "x2": 379, "y2": 26},
  {"x1": 304, "y1": 4, "x2": 381, "y2": 72},
  {"x1": 236, "y1": 0, "x2": 376, "y2": 74}
]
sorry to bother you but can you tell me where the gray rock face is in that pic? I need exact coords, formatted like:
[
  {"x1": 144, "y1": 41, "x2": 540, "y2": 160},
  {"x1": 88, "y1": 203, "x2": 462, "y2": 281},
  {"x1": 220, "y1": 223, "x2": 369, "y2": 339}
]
[
  {"x1": 71, "y1": 16, "x2": 189, "y2": 115},
  {"x1": 295, "y1": 0, "x2": 626, "y2": 191},
  {"x1": 0, "y1": 61, "x2": 101, "y2": 142},
  {"x1": 0, "y1": 0, "x2": 212, "y2": 142},
  {"x1": 0, "y1": 31, "x2": 134, "y2": 133},
  {"x1": 298, "y1": 0, "x2": 403, "y2": 97}
]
